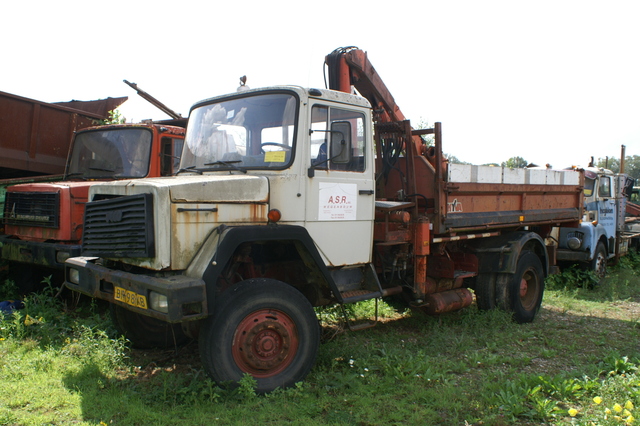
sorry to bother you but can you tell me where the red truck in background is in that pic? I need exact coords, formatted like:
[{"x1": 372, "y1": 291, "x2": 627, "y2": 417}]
[{"x1": 1, "y1": 122, "x2": 185, "y2": 292}]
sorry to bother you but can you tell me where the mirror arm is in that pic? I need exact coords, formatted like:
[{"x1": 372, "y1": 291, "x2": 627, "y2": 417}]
[{"x1": 307, "y1": 139, "x2": 346, "y2": 178}]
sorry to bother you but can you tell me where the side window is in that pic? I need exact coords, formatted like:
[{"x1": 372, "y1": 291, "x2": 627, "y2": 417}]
[
  {"x1": 161, "y1": 137, "x2": 185, "y2": 176},
  {"x1": 310, "y1": 106, "x2": 329, "y2": 166},
  {"x1": 599, "y1": 176, "x2": 611, "y2": 198},
  {"x1": 172, "y1": 138, "x2": 184, "y2": 174},
  {"x1": 310, "y1": 105, "x2": 365, "y2": 172}
]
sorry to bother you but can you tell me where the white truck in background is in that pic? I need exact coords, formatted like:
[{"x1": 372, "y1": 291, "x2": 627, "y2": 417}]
[{"x1": 556, "y1": 158, "x2": 637, "y2": 278}]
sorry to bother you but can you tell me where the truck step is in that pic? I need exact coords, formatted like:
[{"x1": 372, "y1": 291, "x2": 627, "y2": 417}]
[
  {"x1": 340, "y1": 289, "x2": 382, "y2": 304},
  {"x1": 333, "y1": 263, "x2": 384, "y2": 304},
  {"x1": 340, "y1": 297, "x2": 379, "y2": 331}
]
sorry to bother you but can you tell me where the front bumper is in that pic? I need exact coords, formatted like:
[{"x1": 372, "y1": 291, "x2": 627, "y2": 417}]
[
  {"x1": 64, "y1": 256, "x2": 208, "y2": 322},
  {"x1": 0, "y1": 234, "x2": 81, "y2": 269},
  {"x1": 556, "y1": 249, "x2": 591, "y2": 262}
]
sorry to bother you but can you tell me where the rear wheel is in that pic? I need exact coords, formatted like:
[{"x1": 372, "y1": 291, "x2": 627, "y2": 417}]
[
  {"x1": 199, "y1": 278, "x2": 319, "y2": 393},
  {"x1": 109, "y1": 304, "x2": 189, "y2": 349},
  {"x1": 495, "y1": 251, "x2": 544, "y2": 323},
  {"x1": 474, "y1": 273, "x2": 496, "y2": 311}
]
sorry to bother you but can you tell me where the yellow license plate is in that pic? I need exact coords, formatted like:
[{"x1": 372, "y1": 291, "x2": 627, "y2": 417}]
[{"x1": 114, "y1": 286, "x2": 148, "y2": 309}]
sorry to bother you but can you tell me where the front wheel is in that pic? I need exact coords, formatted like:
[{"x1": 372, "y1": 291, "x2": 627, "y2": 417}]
[
  {"x1": 495, "y1": 251, "x2": 545, "y2": 324},
  {"x1": 199, "y1": 279, "x2": 319, "y2": 393},
  {"x1": 590, "y1": 242, "x2": 607, "y2": 281}
]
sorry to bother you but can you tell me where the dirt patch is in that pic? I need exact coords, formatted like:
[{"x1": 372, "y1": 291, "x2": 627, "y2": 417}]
[{"x1": 116, "y1": 339, "x2": 202, "y2": 381}]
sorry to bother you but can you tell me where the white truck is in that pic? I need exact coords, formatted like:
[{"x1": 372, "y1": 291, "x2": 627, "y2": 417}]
[
  {"x1": 556, "y1": 165, "x2": 636, "y2": 277},
  {"x1": 64, "y1": 47, "x2": 585, "y2": 392}
]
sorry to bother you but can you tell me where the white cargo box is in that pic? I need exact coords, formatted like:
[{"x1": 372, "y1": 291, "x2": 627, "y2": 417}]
[
  {"x1": 526, "y1": 169, "x2": 547, "y2": 185},
  {"x1": 546, "y1": 170, "x2": 564, "y2": 185},
  {"x1": 472, "y1": 165, "x2": 502, "y2": 183},
  {"x1": 448, "y1": 164, "x2": 474, "y2": 183},
  {"x1": 560, "y1": 170, "x2": 580, "y2": 185},
  {"x1": 502, "y1": 167, "x2": 526, "y2": 184},
  {"x1": 448, "y1": 164, "x2": 581, "y2": 186}
]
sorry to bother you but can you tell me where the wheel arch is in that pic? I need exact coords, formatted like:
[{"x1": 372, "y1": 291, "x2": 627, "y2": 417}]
[
  {"x1": 469, "y1": 231, "x2": 549, "y2": 277},
  {"x1": 599, "y1": 235, "x2": 612, "y2": 257},
  {"x1": 586, "y1": 224, "x2": 610, "y2": 257},
  {"x1": 200, "y1": 225, "x2": 338, "y2": 312}
]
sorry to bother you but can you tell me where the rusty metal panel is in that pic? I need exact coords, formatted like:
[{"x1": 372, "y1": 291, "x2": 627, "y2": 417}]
[
  {"x1": 421, "y1": 288, "x2": 473, "y2": 315},
  {"x1": 169, "y1": 175, "x2": 270, "y2": 203},
  {"x1": 414, "y1": 221, "x2": 430, "y2": 256},
  {"x1": 171, "y1": 203, "x2": 269, "y2": 270},
  {"x1": 373, "y1": 222, "x2": 411, "y2": 243},
  {"x1": 0, "y1": 90, "x2": 126, "y2": 178},
  {"x1": 437, "y1": 181, "x2": 584, "y2": 234},
  {"x1": 54, "y1": 97, "x2": 128, "y2": 118}
]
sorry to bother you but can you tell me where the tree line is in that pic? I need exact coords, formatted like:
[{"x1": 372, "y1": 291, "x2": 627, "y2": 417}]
[{"x1": 446, "y1": 154, "x2": 640, "y2": 182}]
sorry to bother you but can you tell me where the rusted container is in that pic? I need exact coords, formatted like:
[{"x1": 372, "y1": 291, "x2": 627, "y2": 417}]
[{"x1": 0, "y1": 90, "x2": 127, "y2": 179}]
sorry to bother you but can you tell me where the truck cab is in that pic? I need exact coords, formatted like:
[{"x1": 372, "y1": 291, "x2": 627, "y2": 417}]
[
  {"x1": 556, "y1": 167, "x2": 632, "y2": 276},
  {"x1": 68, "y1": 87, "x2": 377, "y2": 297},
  {"x1": 1, "y1": 123, "x2": 184, "y2": 291}
]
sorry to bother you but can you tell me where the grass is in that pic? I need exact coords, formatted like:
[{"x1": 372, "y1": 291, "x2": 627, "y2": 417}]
[{"x1": 2, "y1": 255, "x2": 640, "y2": 425}]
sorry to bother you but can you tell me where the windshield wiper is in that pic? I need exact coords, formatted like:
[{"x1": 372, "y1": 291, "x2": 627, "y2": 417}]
[
  {"x1": 176, "y1": 166, "x2": 203, "y2": 175},
  {"x1": 64, "y1": 172, "x2": 87, "y2": 180},
  {"x1": 204, "y1": 160, "x2": 247, "y2": 174},
  {"x1": 89, "y1": 166, "x2": 115, "y2": 173}
]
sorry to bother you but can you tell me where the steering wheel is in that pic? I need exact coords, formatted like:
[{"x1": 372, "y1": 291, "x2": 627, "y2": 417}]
[{"x1": 260, "y1": 142, "x2": 291, "y2": 153}]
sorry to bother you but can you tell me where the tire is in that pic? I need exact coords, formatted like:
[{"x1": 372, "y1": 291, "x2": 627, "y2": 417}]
[
  {"x1": 199, "y1": 278, "x2": 320, "y2": 393},
  {"x1": 475, "y1": 273, "x2": 496, "y2": 311},
  {"x1": 109, "y1": 304, "x2": 190, "y2": 349},
  {"x1": 495, "y1": 251, "x2": 545, "y2": 324},
  {"x1": 590, "y1": 242, "x2": 607, "y2": 280}
]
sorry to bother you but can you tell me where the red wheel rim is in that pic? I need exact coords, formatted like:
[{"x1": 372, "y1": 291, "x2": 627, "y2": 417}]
[
  {"x1": 519, "y1": 269, "x2": 539, "y2": 310},
  {"x1": 519, "y1": 279, "x2": 528, "y2": 298},
  {"x1": 232, "y1": 309, "x2": 299, "y2": 378}
]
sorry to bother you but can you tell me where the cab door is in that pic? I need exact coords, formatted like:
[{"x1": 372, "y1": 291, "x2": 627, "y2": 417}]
[
  {"x1": 596, "y1": 175, "x2": 616, "y2": 255},
  {"x1": 304, "y1": 104, "x2": 375, "y2": 266}
]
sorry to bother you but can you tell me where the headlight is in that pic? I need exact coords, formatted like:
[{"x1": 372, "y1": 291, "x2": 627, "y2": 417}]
[
  {"x1": 566, "y1": 231, "x2": 584, "y2": 250},
  {"x1": 56, "y1": 251, "x2": 71, "y2": 264},
  {"x1": 149, "y1": 292, "x2": 169, "y2": 313},
  {"x1": 68, "y1": 268, "x2": 80, "y2": 284},
  {"x1": 567, "y1": 236, "x2": 582, "y2": 250}
]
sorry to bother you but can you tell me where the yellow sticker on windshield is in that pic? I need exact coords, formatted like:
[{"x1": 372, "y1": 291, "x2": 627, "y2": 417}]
[{"x1": 265, "y1": 151, "x2": 286, "y2": 163}]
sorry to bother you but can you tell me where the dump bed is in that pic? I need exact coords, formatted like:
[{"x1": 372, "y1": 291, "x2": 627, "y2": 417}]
[
  {"x1": 376, "y1": 124, "x2": 584, "y2": 237},
  {"x1": 440, "y1": 164, "x2": 584, "y2": 234},
  {"x1": 0, "y1": 90, "x2": 126, "y2": 179}
]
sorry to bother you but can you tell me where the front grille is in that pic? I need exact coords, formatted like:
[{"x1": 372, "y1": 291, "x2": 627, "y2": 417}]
[
  {"x1": 567, "y1": 231, "x2": 584, "y2": 240},
  {"x1": 82, "y1": 193, "x2": 155, "y2": 258},
  {"x1": 3, "y1": 192, "x2": 60, "y2": 228}
]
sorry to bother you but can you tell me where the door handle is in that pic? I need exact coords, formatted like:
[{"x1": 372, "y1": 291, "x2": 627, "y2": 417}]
[{"x1": 359, "y1": 189, "x2": 374, "y2": 195}]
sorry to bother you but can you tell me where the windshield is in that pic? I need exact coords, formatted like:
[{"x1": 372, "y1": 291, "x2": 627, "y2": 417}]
[
  {"x1": 583, "y1": 177, "x2": 595, "y2": 198},
  {"x1": 181, "y1": 92, "x2": 298, "y2": 171},
  {"x1": 67, "y1": 128, "x2": 152, "y2": 178}
]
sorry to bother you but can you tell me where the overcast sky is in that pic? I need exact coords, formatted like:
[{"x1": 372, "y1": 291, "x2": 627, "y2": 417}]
[{"x1": 3, "y1": 0, "x2": 639, "y2": 168}]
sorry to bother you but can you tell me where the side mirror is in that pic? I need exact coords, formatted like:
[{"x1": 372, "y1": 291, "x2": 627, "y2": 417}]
[
  {"x1": 330, "y1": 121, "x2": 352, "y2": 164},
  {"x1": 623, "y1": 177, "x2": 635, "y2": 198}
]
